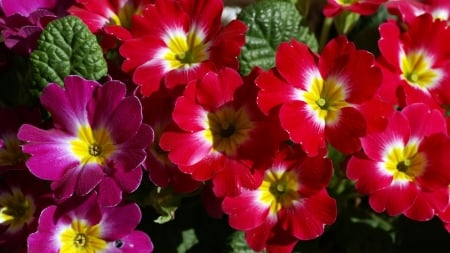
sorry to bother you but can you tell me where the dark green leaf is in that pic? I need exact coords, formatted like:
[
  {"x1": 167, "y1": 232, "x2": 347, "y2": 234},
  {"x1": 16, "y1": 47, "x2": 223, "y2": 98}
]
[
  {"x1": 237, "y1": 0, "x2": 318, "y2": 75},
  {"x1": 30, "y1": 15, "x2": 107, "y2": 91}
]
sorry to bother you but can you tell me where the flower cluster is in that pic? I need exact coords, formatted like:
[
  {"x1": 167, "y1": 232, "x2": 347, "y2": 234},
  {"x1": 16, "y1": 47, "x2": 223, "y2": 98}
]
[{"x1": 1, "y1": 0, "x2": 450, "y2": 252}]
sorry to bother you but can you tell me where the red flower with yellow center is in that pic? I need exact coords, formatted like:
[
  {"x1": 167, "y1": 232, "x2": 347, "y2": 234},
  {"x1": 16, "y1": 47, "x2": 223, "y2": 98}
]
[
  {"x1": 119, "y1": 0, "x2": 247, "y2": 96},
  {"x1": 377, "y1": 13, "x2": 450, "y2": 109},
  {"x1": 222, "y1": 145, "x2": 336, "y2": 252},
  {"x1": 347, "y1": 103, "x2": 450, "y2": 220},
  {"x1": 256, "y1": 36, "x2": 381, "y2": 156},
  {"x1": 160, "y1": 68, "x2": 285, "y2": 197},
  {"x1": 323, "y1": 0, "x2": 387, "y2": 17}
]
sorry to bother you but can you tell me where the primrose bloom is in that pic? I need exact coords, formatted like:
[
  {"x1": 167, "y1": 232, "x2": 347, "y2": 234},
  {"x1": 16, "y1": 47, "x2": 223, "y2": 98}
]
[
  {"x1": 347, "y1": 103, "x2": 450, "y2": 220},
  {"x1": 119, "y1": 0, "x2": 247, "y2": 96},
  {"x1": 377, "y1": 13, "x2": 450, "y2": 109},
  {"x1": 141, "y1": 87, "x2": 201, "y2": 193},
  {"x1": 0, "y1": 170, "x2": 52, "y2": 252},
  {"x1": 68, "y1": 0, "x2": 153, "y2": 49},
  {"x1": 0, "y1": 0, "x2": 67, "y2": 55},
  {"x1": 386, "y1": 0, "x2": 450, "y2": 24},
  {"x1": 0, "y1": 107, "x2": 41, "y2": 173},
  {"x1": 160, "y1": 67, "x2": 286, "y2": 197},
  {"x1": 323, "y1": 0, "x2": 387, "y2": 17},
  {"x1": 222, "y1": 145, "x2": 336, "y2": 252},
  {"x1": 18, "y1": 75, "x2": 154, "y2": 206},
  {"x1": 27, "y1": 192, "x2": 153, "y2": 253},
  {"x1": 256, "y1": 36, "x2": 381, "y2": 156}
]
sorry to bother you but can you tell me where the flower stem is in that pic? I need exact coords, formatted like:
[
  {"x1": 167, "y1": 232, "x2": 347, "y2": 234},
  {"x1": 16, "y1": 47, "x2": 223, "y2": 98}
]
[{"x1": 319, "y1": 17, "x2": 333, "y2": 52}]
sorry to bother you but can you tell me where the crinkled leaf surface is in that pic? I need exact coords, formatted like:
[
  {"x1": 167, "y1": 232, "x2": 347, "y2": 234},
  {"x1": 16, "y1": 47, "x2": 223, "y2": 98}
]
[
  {"x1": 238, "y1": 0, "x2": 318, "y2": 75},
  {"x1": 30, "y1": 15, "x2": 107, "y2": 90}
]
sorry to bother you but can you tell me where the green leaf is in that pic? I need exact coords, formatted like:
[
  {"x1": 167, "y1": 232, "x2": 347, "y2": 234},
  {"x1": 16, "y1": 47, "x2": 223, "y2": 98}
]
[
  {"x1": 30, "y1": 15, "x2": 107, "y2": 90},
  {"x1": 148, "y1": 187, "x2": 181, "y2": 224},
  {"x1": 177, "y1": 228, "x2": 198, "y2": 253},
  {"x1": 237, "y1": 0, "x2": 318, "y2": 75},
  {"x1": 229, "y1": 231, "x2": 264, "y2": 253}
]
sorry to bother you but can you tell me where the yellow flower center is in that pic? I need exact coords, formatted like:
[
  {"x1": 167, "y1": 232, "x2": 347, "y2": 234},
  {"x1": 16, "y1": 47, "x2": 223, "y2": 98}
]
[
  {"x1": 258, "y1": 169, "x2": 300, "y2": 214},
  {"x1": 383, "y1": 141, "x2": 427, "y2": 182},
  {"x1": 204, "y1": 106, "x2": 253, "y2": 156},
  {"x1": 162, "y1": 27, "x2": 209, "y2": 70},
  {"x1": 0, "y1": 133, "x2": 28, "y2": 167},
  {"x1": 109, "y1": 2, "x2": 141, "y2": 29},
  {"x1": 302, "y1": 76, "x2": 349, "y2": 124},
  {"x1": 400, "y1": 51, "x2": 441, "y2": 89},
  {"x1": 70, "y1": 125, "x2": 116, "y2": 166},
  {"x1": 336, "y1": 0, "x2": 359, "y2": 6},
  {"x1": 60, "y1": 219, "x2": 107, "y2": 253},
  {"x1": 0, "y1": 188, "x2": 35, "y2": 233}
]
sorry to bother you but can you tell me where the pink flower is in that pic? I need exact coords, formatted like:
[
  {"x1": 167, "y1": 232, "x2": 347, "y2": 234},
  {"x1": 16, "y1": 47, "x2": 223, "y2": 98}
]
[
  {"x1": 347, "y1": 103, "x2": 450, "y2": 220},
  {"x1": 119, "y1": 0, "x2": 247, "y2": 97},
  {"x1": 18, "y1": 75, "x2": 154, "y2": 206},
  {"x1": 27, "y1": 192, "x2": 153, "y2": 253}
]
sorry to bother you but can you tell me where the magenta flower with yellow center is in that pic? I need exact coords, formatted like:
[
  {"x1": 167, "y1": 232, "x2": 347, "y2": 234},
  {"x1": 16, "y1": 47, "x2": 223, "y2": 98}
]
[
  {"x1": 18, "y1": 75, "x2": 154, "y2": 206},
  {"x1": 0, "y1": 170, "x2": 53, "y2": 252},
  {"x1": 27, "y1": 192, "x2": 153, "y2": 253}
]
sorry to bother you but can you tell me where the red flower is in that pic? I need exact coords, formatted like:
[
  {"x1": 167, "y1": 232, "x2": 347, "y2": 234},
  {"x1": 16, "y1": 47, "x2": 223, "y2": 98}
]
[
  {"x1": 119, "y1": 0, "x2": 247, "y2": 97},
  {"x1": 347, "y1": 103, "x2": 450, "y2": 220},
  {"x1": 141, "y1": 87, "x2": 201, "y2": 193},
  {"x1": 256, "y1": 36, "x2": 381, "y2": 156},
  {"x1": 386, "y1": 0, "x2": 450, "y2": 24},
  {"x1": 377, "y1": 14, "x2": 450, "y2": 109},
  {"x1": 160, "y1": 67, "x2": 286, "y2": 197},
  {"x1": 222, "y1": 144, "x2": 336, "y2": 252},
  {"x1": 68, "y1": 0, "x2": 153, "y2": 50},
  {"x1": 323, "y1": 0, "x2": 387, "y2": 17}
]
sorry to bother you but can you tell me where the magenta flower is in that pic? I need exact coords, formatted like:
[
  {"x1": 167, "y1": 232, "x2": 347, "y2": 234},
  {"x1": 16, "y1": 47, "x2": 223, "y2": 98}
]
[
  {"x1": 0, "y1": 0, "x2": 71, "y2": 55},
  {"x1": 0, "y1": 107, "x2": 42, "y2": 173},
  {"x1": 27, "y1": 192, "x2": 153, "y2": 253},
  {"x1": 18, "y1": 75, "x2": 154, "y2": 206},
  {"x1": 0, "y1": 170, "x2": 53, "y2": 252}
]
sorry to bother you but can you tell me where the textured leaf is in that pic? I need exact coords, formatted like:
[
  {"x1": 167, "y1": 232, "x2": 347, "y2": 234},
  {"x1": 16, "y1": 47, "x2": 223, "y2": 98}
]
[
  {"x1": 30, "y1": 15, "x2": 107, "y2": 90},
  {"x1": 238, "y1": 0, "x2": 318, "y2": 75}
]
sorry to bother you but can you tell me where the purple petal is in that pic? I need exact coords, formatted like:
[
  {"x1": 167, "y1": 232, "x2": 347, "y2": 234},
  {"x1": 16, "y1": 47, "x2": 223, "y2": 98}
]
[
  {"x1": 88, "y1": 80, "x2": 127, "y2": 127},
  {"x1": 76, "y1": 163, "x2": 104, "y2": 196},
  {"x1": 106, "y1": 96, "x2": 143, "y2": 144},
  {"x1": 108, "y1": 231, "x2": 154, "y2": 253},
  {"x1": 112, "y1": 167, "x2": 143, "y2": 193},
  {"x1": 51, "y1": 166, "x2": 81, "y2": 200},
  {"x1": 41, "y1": 77, "x2": 98, "y2": 134},
  {"x1": 18, "y1": 124, "x2": 79, "y2": 180},
  {"x1": 1, "y1": 0, "x2": 57, "y2": 16},
  {"x1": 97, "y1": 177, "x2": 122, "y2": 207},
  {"x1": 27, "y1": 206, "x2": 59, "y2": 253},
  {"x1": 100, "y1": 203, "x2": 142, "y2": 240},
  {"x1": 112, "y1": 124, "x2": 153, "y2": 171}
]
